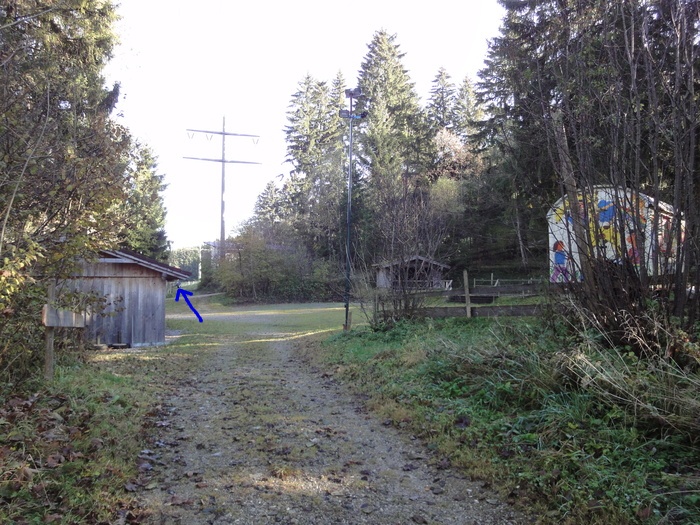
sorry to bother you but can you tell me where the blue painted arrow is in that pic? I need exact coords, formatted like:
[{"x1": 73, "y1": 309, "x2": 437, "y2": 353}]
[{"x1": 175, "y1": 288, "x2": 203, "y2": 322}]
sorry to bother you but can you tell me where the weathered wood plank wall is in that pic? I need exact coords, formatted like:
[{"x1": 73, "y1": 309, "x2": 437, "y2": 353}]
[{"x1": 76, "y1": 262, "x2": 166, "y2": 346}]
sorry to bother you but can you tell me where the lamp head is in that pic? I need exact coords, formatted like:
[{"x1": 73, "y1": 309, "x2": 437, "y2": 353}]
[{"x1": 345, "y1": 87, "x2": 363, "y2": 98}]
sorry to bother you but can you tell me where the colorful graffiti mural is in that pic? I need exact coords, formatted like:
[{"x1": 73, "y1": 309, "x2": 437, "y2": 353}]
[{"x1": 547, "y1": 187, "x2": 681, "y2": 283}]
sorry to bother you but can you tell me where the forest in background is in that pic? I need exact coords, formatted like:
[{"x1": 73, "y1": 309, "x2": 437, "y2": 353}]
[
  {"x1": 1, "y1": 0, "x2": 699, "y2": 384},
  {"x1": 214, "y1": 1, "x2": 700, "y2": 350}
]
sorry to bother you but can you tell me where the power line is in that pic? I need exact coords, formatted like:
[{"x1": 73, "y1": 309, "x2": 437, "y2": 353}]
[{"x1": 184, "y1": 116, "x2": 260, "y2": 262}]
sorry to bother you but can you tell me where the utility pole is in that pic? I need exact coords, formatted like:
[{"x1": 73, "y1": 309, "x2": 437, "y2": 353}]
[{"x1": 185, "y1": 116, "x2": 260, "y2": 262}]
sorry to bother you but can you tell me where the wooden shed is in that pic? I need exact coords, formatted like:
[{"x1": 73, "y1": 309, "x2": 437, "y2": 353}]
[
  {"x1": 74, "y1": 249, "x2": 190, "y2": 347},
  {"x1": 375, "y1": 256, "x2": 452, "y2": 290}
]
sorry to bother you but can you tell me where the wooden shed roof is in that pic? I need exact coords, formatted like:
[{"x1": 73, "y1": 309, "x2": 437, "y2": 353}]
[
  {"x1": 98, "y1": 249, "x2": 191, "y2": 281},
  {"x1": 373, "y1": 255, "x2": 450, "y2": 270}
]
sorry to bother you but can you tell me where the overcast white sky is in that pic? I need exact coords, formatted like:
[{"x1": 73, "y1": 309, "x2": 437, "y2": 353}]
[{"x1": 104, "y1": 1, "x2": 506, "y2": 250}]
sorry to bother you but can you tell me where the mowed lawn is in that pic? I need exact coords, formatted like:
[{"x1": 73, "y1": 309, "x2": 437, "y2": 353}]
[{"x1": 165, "y1": 296, "x2": 362, "y2": 340}]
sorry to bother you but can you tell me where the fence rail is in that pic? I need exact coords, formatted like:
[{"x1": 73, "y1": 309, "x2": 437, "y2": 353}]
[
  {"x1": 376, "y1": 270, "x2": 545, "y2": 320},
  {"x1": 472, "y1": 274, "x2": 541, "y2": 287},
  {"x1": 423, "y1": 303, "x2": 541, "y2": 318}
]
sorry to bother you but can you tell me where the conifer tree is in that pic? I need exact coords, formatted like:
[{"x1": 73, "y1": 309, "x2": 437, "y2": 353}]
[
  {"x1": 454, "y1": 76, "x2": 484, "y2": 144},
  {"x1": 120, "y1": 145, "x2": 169, "y2": 262},
  {"x1": 0, "y1": 0, "x2": 129, "y2": 269},
  {"x1": 254, "y1": 181, "x2": 285, "y2": 228},
  {"x1": 353, "y1": 30, "x2": 442, "y2": 266},
  {"x1": 0, "y1": 0, "x2": 140, "y2": 379},
  {"x1": 284, "y1": 72, "x2": 347, "y2": 259},
  {"x1": 355, "y1": 30, "x2": 424, "y2": 181},
  {"x1": 426, "y1": 67, "x2": 457, "y2": 132}
]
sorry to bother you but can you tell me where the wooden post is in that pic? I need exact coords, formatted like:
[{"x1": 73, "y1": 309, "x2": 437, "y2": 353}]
[
  {"x1": 373, "y1": 290, "x2": 378, "y2": 327},
  {"x1": 463, "y1": 270, "x2": 471, "y2": 318},
  {"x1": 44, "y1": 280, "x2": 56, "y2": 380},
  {"x1": 42, "y1": 280, "x2": 84, "y2": 380}
]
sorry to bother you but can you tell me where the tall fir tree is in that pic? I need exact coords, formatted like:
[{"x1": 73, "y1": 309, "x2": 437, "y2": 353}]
[
  {"x1": 426, "y1": 67, "x2": 457, "y2": 132},
  {"x1": 0, "y1": 0, "x2": 136, "y2": 380},
  {"x1": 353, "y1": 30, "x2": 441, "y2": 264},
  {"x1": 355, "y1": 30, "x2": 424, "y2": 180},
  {"x1": 285, "y1": 74, "x2": 328, "y2": 178},
  {"x1": 120, "y1": 145, "x2": 169, "y2": 262},
  {"x1": 283, "y1": 72, "x2": 347, "y2": 259},
  {"x1": 454, "y1": 76, "x2": 484, "y2": 144},
  {"x1": 0, "y1": 0, "x2": 130, "y2": 269},
  {"x1": 254, "y1": 181, "x2": 285, "y2": 228}
]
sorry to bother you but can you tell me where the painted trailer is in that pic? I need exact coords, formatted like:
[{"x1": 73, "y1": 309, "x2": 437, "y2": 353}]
[{"x1": 547, "y1": 187, "x2": 682, "y2": 283}]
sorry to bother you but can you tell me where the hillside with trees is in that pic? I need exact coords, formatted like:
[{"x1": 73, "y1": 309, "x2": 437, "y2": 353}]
[
  {"x1": 215, "y1": 2, "x2": 699, "y2": 341},
  {"x1": 215, "y1": 29, "x2": 525, "y2": 305}
]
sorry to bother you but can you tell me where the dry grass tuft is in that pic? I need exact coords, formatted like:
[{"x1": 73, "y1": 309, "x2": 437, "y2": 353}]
[
  {"x1": 401, "y1": 346, "x2": 428, "y2": 367},
  {"x1": 269, "y1": 464, "x2": 301, "y2": 480},
  {"x1": 367, "y1": 398, "x2": 414, "y2": 424}
]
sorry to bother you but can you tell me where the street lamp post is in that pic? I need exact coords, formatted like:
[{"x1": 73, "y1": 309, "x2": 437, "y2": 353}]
[{"x1": 339, "y1": 88, "x2": 367, "y2": 330}]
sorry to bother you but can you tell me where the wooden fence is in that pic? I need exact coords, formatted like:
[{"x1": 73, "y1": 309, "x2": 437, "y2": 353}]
[{"x1": 376, "y1": 270, "x2": 544, "y2": 320}]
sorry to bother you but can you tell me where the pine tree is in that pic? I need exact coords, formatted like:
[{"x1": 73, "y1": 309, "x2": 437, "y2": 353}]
[
  {"x1": 283, "y1": 72, "x2": 347, "y2": 259},
  {"x1": 454, "y1": 76, "x2": 484, "y2": 143},
  {"x1": 312, "y1": 71, "x2": 347, "y2": 259},
  {"x1": 120, "y1": 145, "x2": 169, "y2": 262},
  {"x1": 254, "y1": 181, "x2": 285, "y2": 227},
  {"x1": 285, "y1": 75, "x2": 327, "y2": 178},
  {"x1": 353, "y1": 30, "x2": 444, "y2": 265},
  {"x1": 0, "y1": 0, "x2": 135, "y2": 380},
  {"x1": 355, "y1": 30, "x2": 424, "y2": 180},
  {"x1": 0, "y1": 0, "x2": 129, "y2": 268},
  {"x1": 426, "y1": 67, "x2": 457, "y2": 132}
]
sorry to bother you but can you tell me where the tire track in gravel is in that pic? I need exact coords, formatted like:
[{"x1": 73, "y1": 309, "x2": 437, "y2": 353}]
[{"x1": 138, "y1": 313, "x2": 532, "y2": 525}]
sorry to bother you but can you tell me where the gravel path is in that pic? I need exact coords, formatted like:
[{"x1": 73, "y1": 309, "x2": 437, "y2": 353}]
[{"x1": 137, "y1": 313, "x2": 532, "y2": 524}]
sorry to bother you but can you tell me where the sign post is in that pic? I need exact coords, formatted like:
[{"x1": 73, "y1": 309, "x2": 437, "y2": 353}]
[{"x1": 42, "y1": 280, "x2": 85, "y2": 380}]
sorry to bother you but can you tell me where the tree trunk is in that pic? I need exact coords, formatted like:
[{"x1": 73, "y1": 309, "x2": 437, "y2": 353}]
[{"x1": 551, "y1": 110, "x2": 593, "y2": 290}]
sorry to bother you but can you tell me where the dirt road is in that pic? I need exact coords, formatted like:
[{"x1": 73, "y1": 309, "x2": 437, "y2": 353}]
[{"x1": 137, "y1": 306, "x2": 531, "y2": 524}]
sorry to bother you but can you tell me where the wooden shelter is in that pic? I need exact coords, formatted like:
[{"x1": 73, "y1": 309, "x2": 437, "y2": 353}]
[
  {"x1": 375, "y1": 256, "x2": 452, "y2": 290},
  {"x1": 74, "y1": 249, "x2": 190, "y2": 347}
]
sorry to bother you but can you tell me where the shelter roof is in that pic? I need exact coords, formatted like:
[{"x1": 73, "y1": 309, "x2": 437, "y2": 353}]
[
  {"x1": 373, "y1": 255, "x2": 450, "y2": 270},
  {"x1": 98, "y1": 249, "x2": 191, "y2": 281}
]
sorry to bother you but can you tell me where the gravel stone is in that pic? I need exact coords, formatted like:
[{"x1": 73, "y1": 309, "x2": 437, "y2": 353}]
[{"x1": 139, "y1": 312, "x2": 534, "y2": 524}]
